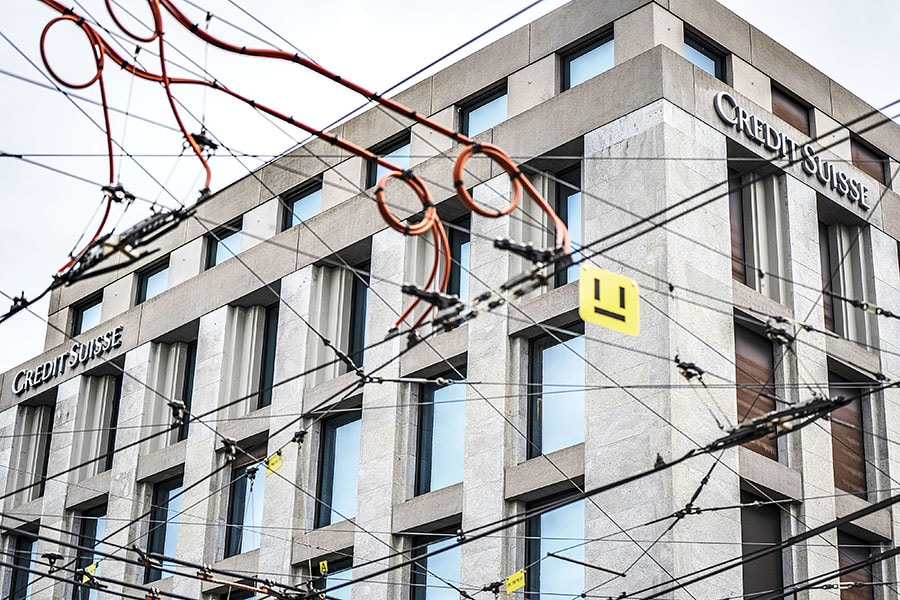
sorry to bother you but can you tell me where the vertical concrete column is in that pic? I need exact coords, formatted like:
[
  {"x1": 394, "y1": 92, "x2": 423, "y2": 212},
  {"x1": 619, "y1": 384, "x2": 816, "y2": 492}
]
[
  {"x1": 781, "y1": 175, "x2": 838, "y2": 599},
  {"x1": 101, "y1": 344, "x2": 152, "y2": 590},
  {"x1": 170, "y1": 306, "x2": 229, "y2": 600},
  {"x1": 259, "y1": 266, "x2": 314, "y2": 581},
  {"x1": 0, "y1": 406, "x2": 15, "y2": 508},
  {"x1": 351, "y1": 227, "x2": 407, "y2": 600},
  {"x1": 461, "y1": 175, "x2": 518, "y2": 588},
  {"x1": 32, "y1": 376, "x2": 80, "y2": 600},
  {"x1": 242, "y1": 199, "x2": 279, "y2": 253},
  {"x1": 581, "y1": 100, "x2": 740, "y2": 598}
]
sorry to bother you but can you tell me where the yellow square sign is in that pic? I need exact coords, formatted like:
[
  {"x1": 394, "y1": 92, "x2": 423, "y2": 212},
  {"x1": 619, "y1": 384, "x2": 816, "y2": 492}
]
[
  {"x1": 579, "y1": 266, "x2": 639, "y2": 336},
  {"x1": 505, "y1": 569, "x2": 525, "y2": 594}
]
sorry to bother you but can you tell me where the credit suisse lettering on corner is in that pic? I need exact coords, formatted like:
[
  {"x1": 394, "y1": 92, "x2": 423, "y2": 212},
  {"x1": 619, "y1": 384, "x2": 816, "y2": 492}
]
[
  {"x1": 713, "y1": 91, "x2": 871, "y2": 210},
  {"x1": 12, "y1": 325, "x2": 124, "y2": 395}
]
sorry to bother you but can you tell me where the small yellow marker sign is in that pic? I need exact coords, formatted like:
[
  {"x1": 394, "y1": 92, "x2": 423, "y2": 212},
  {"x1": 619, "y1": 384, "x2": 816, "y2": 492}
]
[
  {"x1": 579, "y1": 266, "x2": 639, "y2": 336},
  {"x1": 319, "y1": 560, "x2": 329, "y2": 575},
  {"x1": 83, "y1": 562, "x2": 97, "y2": 583},
  {"x1": 266, "y1": 451, "x2": 283, "y2": 476},
  {"x1": 505, "y1": 569, "x2": 526, "y2": 594}
]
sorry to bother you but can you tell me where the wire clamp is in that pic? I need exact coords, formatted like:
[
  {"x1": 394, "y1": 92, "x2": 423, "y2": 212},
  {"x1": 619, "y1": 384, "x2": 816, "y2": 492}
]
[
  {"x1": 456, "y1": 528, "x2": 466, "y2": 543},
  {"x1": 131, "y1": 545, "x2": 161, "y2": 569},
  {"x1": 400, "y1": 284, "x2": 461, "y2": 310},
  {"x1": 483, "y1": 581, "x2": 502, "y2": 597},
  {"x1": 292, "y1": 430, "x2": 307, "y2": 446},
  {"x1": 222, "y1": 438, "x2": 239, "y2": 461},
  {"x1": 493, "y1": 238, "x2": 563, "y2": 265},
  {"x1": 42, "y1": 551, "x2": 63, "y2": 573},
  {"x1": 674, "y1": 355, "x2": 705, "y2": 383},
  {"x1": 101, "y1": 183, "x2": 135, "y2": 203},
  {"x1": 765, "y1": 320, "x2": 795, "y2": 345},
  {"x1": 188, "y1": 130, "x2": 219, "y2": 153},
  {"x1": 168, "y1": 400, "x2": 186, "y2": 427},
  {"x1": 145, "y1": 588, "x2": 161, "y2": 600}
]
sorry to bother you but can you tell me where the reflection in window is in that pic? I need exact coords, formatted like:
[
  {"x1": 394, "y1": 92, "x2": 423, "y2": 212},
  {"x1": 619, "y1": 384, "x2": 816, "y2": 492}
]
[
  {"x1": 317, "y1": 412, "x2": 361, "y2": 527},
  {"x1": 225, "y1": 447, "x2": 266, "y2": 557},
  {"x1": 529, "y1": 331, "x2": 585, "y2": 457},
  {"x1": 526, "y1": 499, "x2": 584, "y2": 600},
  {"x1": 207, "y1": 220, "x2": 242, "y2": 268},
  {"x1": 74, "y1": 505, "x2": 107, "y2": 600},
  {"x1": 411, "y1": 533, "x2": 462, "y2": 600},
  {"x1": 554, "y1": 166, "x2": 582, "y2": 286},
  {"x1": 10, "y1": 532, "x2": 36, "y2": 600},
  {"x1": 734, "y1": 323, "x2": 777, "y2": 461},
  {"x1": 284, "y1": 182, "x2": 323, "y2": 229},
  {"x1": 416, "y1": 374, "x2": 466, "y2": 495},
  {"x1": 684, "y1": 33, "x2": 724, "y2": 80},
  {"x1": 448, "y1": 216, "x2": 471, "y2": 301},
  {"x1": 838, "y1": 532, "x2": 874, "y2": 600},
  {"x1": 462, "y1": 88, "x2": 507, "y2": 136},
  {"x1": 314, "y1": 557, "x2": 353, "y2": 600},
  {"x1": 137, "y1": 260, "x2": 169, "y2": 304},
  {"x1": 146, "y1": 476, "x2": 182, "y2": 581},
  {"x1": 829, "y1": 372, "x2": 868, "y2": 499},
  {"x1": 771, "y1": 84, "x2": 810, "y2": 136},
  {"x1": 368, "y1": 135, "x2": 411, "y2": 188},
  {"x1": 73, "y1": 295, "x2": 102, "y2": 335},
  {"x1": 740, "y1": 490, "x2": 783, "y2": 597},
  {"x1": 818, "y1": 220, "x2": 871, "y2": 344},
  {"x1": 563, "y1": 36, "x2": 613, "y2": 90}
]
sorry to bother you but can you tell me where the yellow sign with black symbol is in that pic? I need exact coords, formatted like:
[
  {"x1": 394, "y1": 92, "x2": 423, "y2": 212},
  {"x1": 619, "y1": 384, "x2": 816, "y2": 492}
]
[
  {"x1": 579, "y1": 266, "x2": 639, "y2": 335},
  {"x1": 505, "y1": 569, "x2": 526, "y2": 594}
]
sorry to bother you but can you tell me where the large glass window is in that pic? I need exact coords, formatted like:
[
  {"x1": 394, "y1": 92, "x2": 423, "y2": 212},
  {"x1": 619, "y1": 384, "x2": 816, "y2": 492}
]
[
  {"x1": 225, "y1": 446, "x2": 267, "y2": 557},
  {"x1": 316, "y1": 412, "x2": 361, "y2": 527},
  {"x1": 525, "y1": 498, "x2": 584, "y2": 600},
  {"x1": 313, "y1": 557, "x2": 353, "y2": 600},
  {"x1": 740, "y1": 490, "x2": 783, "y2": 597},
  {"x1": 9, "y1": 403, "x2": 53, "y2": 506},
  {"x1": 771, "y1": 84, "x2": 810, "y2": 136},
  {"x1": 416, "y1": 374, "x2": 466, "y2": 495},
  {"x1": 554, "y1": 166, "x2": 582, "y2": 287},
  {"x1": 728, "y1": 170, "x2": 787, "y2": 303},
  {"x1": 73, "y1": 295, "x2": 102, "y2": 335},
  {"x1": 683, "y1": 32, "x2": 725, "y2": 80},
  {"x1": 283, "y1": 181, "x2": 323, "y2": 230},
  {"x1": 411, "y1": 532, "x2": 462, "y2": 600},
  {"x1": 829, "y1": 372, "x2": 868, "y2": 499},
  {"x1": 146, "y1": 476, "x2": 183, "y2": 582},
  {"x1": 178, "y1": 341, "x2": 197, "y2": 442},
  {"x1": 528, "y1": 330, "x2": 585, "y2": 458},
  {"x1": 838, "y1": 532, "x2": 874, "y2": 600},
  {"x1": 257, "y1": 304, "x2": 279, "y2": 409},
  {"x1": 448, "y1": 216, "x2": 471, "y2": 302},
  {"x1": 368, "y1": 135, "x2": 411, "y2": 188},
  {"x1": 562, "y1": 35, "x2": 613, "y2": 90},
  {"x1": 734, "y1": 323, "x2": 777, "y2": 461},
  {"x1": 137, "y1": 259, "x2": 169, "y2": 304},
  {"x1": 72, "y1": 375, "x2": 121, "y2": 481},
  {"x1": 206, "y1": 220, "x2": 242, "y2": 269},
  {"x1": 10, "y1": 532, "x2": 36, "y2": 600},
  {"x1": 461, "y1": 87, "x2": 507, "y2": 137},
  {"x1": 74, "y1": 504, "x2": 107, "y2": 600},
  {"x1": 348, "y1": 268, "x2": 369, "y2": 367},
  {"x1": 818, "y1": 219, "x2": 871, "y2": 344}
]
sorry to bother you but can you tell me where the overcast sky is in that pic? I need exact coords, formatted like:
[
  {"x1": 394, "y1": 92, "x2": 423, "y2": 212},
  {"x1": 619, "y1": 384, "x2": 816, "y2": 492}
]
[{"x1": 1, "y1": 0, "x2": 898, "y2": 374}]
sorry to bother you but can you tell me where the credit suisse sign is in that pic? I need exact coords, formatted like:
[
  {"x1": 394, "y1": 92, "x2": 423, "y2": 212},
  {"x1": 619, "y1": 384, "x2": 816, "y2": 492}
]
[
  {"x1": 11, "y1": 325, "x2": 124, "y2": 395},
  {"x1": 714, "y1": 91, "x2": 871, "y2": 210}
]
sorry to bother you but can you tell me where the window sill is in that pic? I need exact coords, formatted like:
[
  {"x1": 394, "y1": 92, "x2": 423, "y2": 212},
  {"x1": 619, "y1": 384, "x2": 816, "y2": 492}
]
[
  {"x1": 292, "y1": 520, "x2": 355, "y2": 567},
  {"x1": 835, "y1": 491, "x2": 892, "y2": 541},
  {"x1": 64, "y1": 469, "x2": 111, "y2": 511},
  {"x1": 505, "y1": 443, "x2": 584, "y2": 503},
  {"x1": 738, "y1": 446, "x2": 801, "y2": 502},
  {"x1": 825, "y1": 335, "x2": 880, "y2": 376},
  {"x1": 136, "y1": 438, "x2": 187, "y2": 483},
  {"x1": 394, "y1": 482, "x2": 463, "y2": 534},
  {"x1": 202, "y1": 549, "x2": 259, "y2": 594}
]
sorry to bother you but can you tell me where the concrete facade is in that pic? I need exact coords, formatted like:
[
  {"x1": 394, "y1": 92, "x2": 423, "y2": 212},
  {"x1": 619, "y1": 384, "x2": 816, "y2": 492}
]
[{"x1": 2, "y1": 1, "x2": 900, "y2": 599}]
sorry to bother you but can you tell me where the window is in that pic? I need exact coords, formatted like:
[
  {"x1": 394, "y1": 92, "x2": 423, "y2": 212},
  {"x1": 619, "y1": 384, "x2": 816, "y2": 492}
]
[
  {"x1": 562, "y1": 34, "x2": 614, "y2": 90},
  {"x1": 72, "y1": 375, "x2": 121, "y2": 481},
  {"x1": 740, "y1": 490, "x2": 783, "y2": 597},
  {"x1": 283, "y1": 181, "x2": 323, "y2": 230},
  {"x1": 257, "y1": 304, "x2": 279, "y2": 408},
  {"x1": 525, "y1": 498, "x2": 584, "y2": 600},
  {"x1": 316, "y1": 411, "x2": 361, "y2": 528},
  {"x1": 683, "y1": 32, "x2": 725, "y2": 80},
  {"x1": 447, "y1": 216, "x2": 471, "y2": 301},
  {"x1": 416, "y1": 373, "x2": 466, "y2": 495},
  {"x1": 411, "y1": 531, "x2": 462, "y2": 600},
  {"x1": 178, "y1": 342, "x2": 197, "y2": 442},
  {"x1": 73, "y1": 504, "x2": 107, "y2": 600},
  {"x1": 137, "y1": 259, "x2": 169, "y2": 303},
  {"x1": 206, "y1": 219, "x2": 242, "y2": 268},
  {"x1": 528, "y1": 329, "x2": 585, "y2": 458},
  {"x1": 729, "y1": 170, "x2": 787, "y2": 302},
  {"x1": 838, "y1": 532, "x2": 874, "y2": 600},
  {"x1": 73, "y1": 295, "x2": 102, "y2": 335},
  {"x1": 734, "y1": 324, "x2": 777, "y2": 461},
  {"x1": 829, "y1": 372, "x2": 868, "y2": 499},
  {"x1": 348, "y1": 267, "x2": 369, "y2": 367},
  {"x1": 225, "y1": 445, "x2": 266, "y2": 557},
  {"x1": 313, "y1": 557, "x2": 353, "y2": 600},
  {"x1": 145, "y1": 341, "x2": 196, "y2": 453},
  {"x1": 9, "y1": 531, "x2": 36, "y2": 600},
  {"x1": 146, "y1": 476, "x2": 182, "y2": 582},
  {"x1": 461, "y1": 87, "x2": 507, "y2": 137},
  {"x1": 367, "y1": 135, "x2": 411, "y2": 189},
  {"x1": 851, "y1": 138, "x2": 888, "y2": 185},
  {"x1": 771, "y1": 84, "x2": 810, "y2": 136},
  {"x1": 8, "y1": 403, "x2": 53, "y2": 506},
  {"x1": 554, "y1": 166, "x2": 582, "y2": 287},
  {"x1": 818, "y1": 220, "x2": 871, "y2": 343}
]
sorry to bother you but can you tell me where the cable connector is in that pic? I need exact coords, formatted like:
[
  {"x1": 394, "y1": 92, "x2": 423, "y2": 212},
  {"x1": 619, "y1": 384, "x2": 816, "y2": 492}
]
[
  {"x1": 493, "y1": 238, "x2": 564, "y2": 265},
  {"x1": 222, "y1": 438, "x2": 239, "y2": 461},
  {"x1": 293, "y1": 430, "x2": 307, "y2": 446},
  {"x1": 765, "y1": 319, "x2": 795, "y2": 345},
  {"x1": 42, "y1": 552, "x2": 63, "y2": 573},
  {"x1": 130, "y1": 545, "x2": 161, "y2": 569},
  {"x1": 168, "y1": 400, "x2": 186, "y2": 427},
  {"x1": 188, "y1": 131, "x2": 219, "y2": 152},
  {"x1": 674, "y1": 355, "x2": 705, "y2": 383},
  {"x1": 101, "y1": 183, "x2": 135, "y2": 203},
  {"x1": 400, "y1": 284, "x2": 461, "y2": 309},
  {"x1": 483, "y1": 581, "x2": 502, "y2": 597}
]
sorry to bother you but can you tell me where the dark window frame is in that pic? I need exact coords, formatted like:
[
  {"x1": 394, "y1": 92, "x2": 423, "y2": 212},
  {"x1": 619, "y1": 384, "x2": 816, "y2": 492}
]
[
  {"x1": 136, "y1": 258, "x2": 170, "y2": 304},
  {"x1": 561, "y1": 31, "x2": 614, "y2": 91},
  {"x1": 177, "y1": 341, "x2": 197, "y2": 442},
  {"x1": 734, "y1": 322, "x2": 778, "y2": 461},
  {"x1": 282, "y1": 179, "x2": 324, "y2": 231},
  {"x1": 447, "y1": 215, "x2": 471, "y2": 300},
  {"x1": 102, "y1": 376, "x2": 122, "y2": 473},
  {"x1": 838, "y1": 531, "x2": 875, "y2": 600},
  {"x1": 684, "y1": 31, "x2": 726, "y2": 81},
  {"x1": 553, "y1": 165, "x2": 582, "y2": 288},
  {"x1": 206, "y1": 219, "x2": 243, "y2": 269},
  {"x1": 224, "y1": 445, "x2": 267, "y2": 558},
  {"x1": 850, "y1": 136, "x2": 888, "y2": 186},
  {"x1": 316, "y1": 410, "x2": 362, "y2": 528},
  {"x1": 10, "y1": 530, "x2": 37, "y2": 600},
  {"x1": 410, "y1": 528, "x2": 460, "y2": 600},
  {"x1": 830, "y1": 371, "x2": 870, "y2": 499},
  {"x1": 257, "y1": 303, "x2": 279, "y2": 409},
  {"x1": 72, "y1": 293, "x2": 103, "y2": 336},
  {"x1": 524, "y1": 495, "x2": 584, "y2": 600},
  {"x1": 347, "y1": 266, "x2": 370, "y2": 367},
  {"x1": 366, "y1": 133, "x2": 412, "y2": 189},
  {"x1": 415, "y1": 369, "x2": 467, "y2": 496},
  {"x1": 73, "y1": 504, "x2": 107, "y2": 600},
  {"x1": 145, "y1": 475, "x2": 183, "y2": 582},
  {"x1": 740, "y1": 489, "x2": 784, "y2": 597},
  {"x1": 771, "y1": 83, "x2": 811, "y2": 136},
  {"x1": 460, "y1": 84, "x2": 508, "y2": 137}
]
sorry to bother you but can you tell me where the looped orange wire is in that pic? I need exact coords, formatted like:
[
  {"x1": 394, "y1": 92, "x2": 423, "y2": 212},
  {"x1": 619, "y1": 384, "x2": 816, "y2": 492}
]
[
  {"x1": 373, "y1": 170, "x2": 438, "y2": 236},
  {"x1": 104, "y1": 0, "x2": 160, "y2": 43},
  {"x1": 452, "y1": 142, "x2": 522, "y2": 217},
  {"x1": 39, "y1": 16, "x2": 105, "y2": 89}
]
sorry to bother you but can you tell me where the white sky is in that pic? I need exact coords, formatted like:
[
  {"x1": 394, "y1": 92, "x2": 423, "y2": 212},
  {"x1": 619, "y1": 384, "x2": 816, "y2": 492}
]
[{"x1": 0, "y1": 0, "x2": 898, "y2": 373}]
